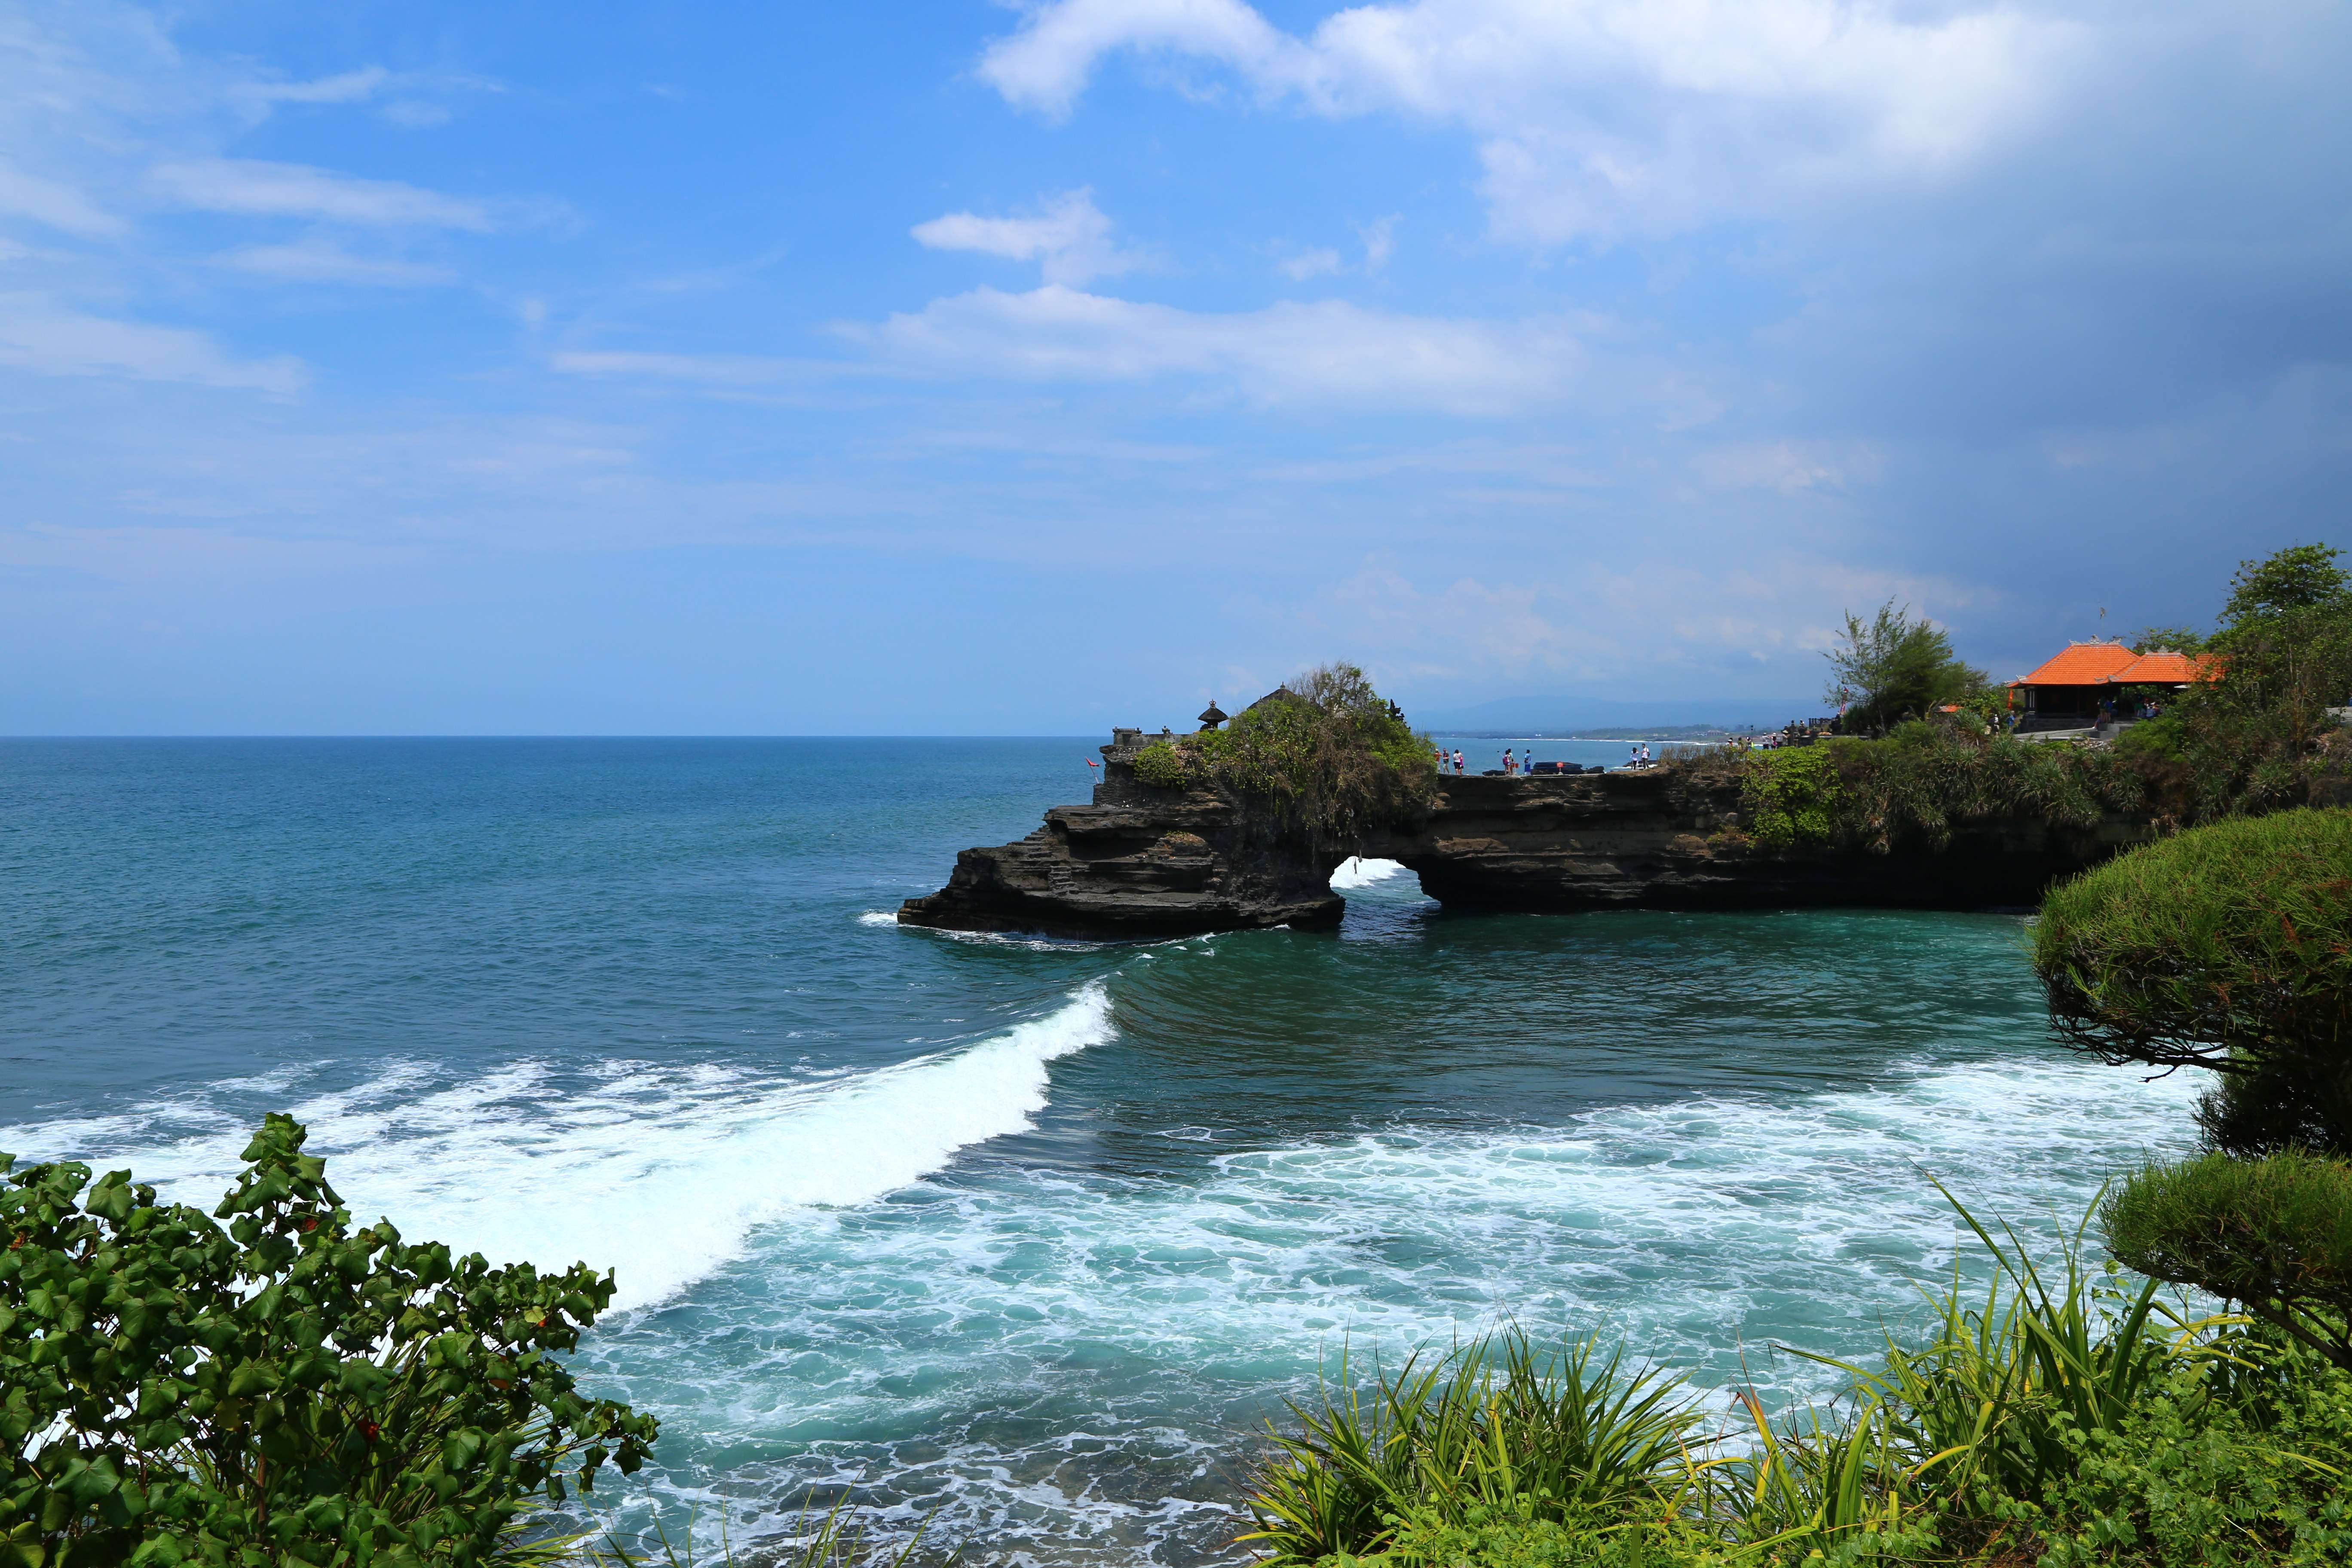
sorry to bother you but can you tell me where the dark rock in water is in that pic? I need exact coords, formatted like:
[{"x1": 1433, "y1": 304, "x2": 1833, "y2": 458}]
[
  {"x1": 898, "y1": 734, "x2": 2156, "y2": 940},
  {"x1": 897, "y1": 791, "x2": 1344, "y2": 939}
]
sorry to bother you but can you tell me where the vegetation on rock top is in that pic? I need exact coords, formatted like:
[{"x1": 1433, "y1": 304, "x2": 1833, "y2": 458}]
[{"x1": 1131, "y1": 663, "x2": 1435, "y2": 846}]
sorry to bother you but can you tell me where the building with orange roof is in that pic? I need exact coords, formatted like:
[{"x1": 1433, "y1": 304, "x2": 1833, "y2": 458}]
[{"x1": 2007, "y1": 640, "x2": 2215, "y2": 728}]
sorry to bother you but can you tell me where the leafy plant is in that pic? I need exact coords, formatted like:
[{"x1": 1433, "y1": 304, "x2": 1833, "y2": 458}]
[{"x1": 0, "y1": 1115, "x2": 657, "y2": 1568}]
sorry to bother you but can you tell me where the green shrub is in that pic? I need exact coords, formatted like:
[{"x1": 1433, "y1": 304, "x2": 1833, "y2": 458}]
[
  {"x1": 1741, "y1": 748, "x2": 1841, "y2": 851},
  {"x1": 2102, "y1": 1152, "x2": 2352, "y2": 1370},
  {"x1": 0, "y1": 1115, "x2": 656, "y2": 1568},
  {"x1": 1172, "y1": 665, "x2": 1433, "y2": 847},
  {"x1": 2030, "y1": 808, "x2": 2352, "y2": 1154},
  {"x1": 1130, "y1": 741, "x2": 1190, "y2": 790},
  {"x1": 2016, "y1": 1335, "x2": 2352, "y2": 1567}
]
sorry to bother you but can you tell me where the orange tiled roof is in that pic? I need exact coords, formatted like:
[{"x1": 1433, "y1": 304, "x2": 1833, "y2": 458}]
[
  {"x1": 2016, "y1": 641, "x2": 2138, "y2": 687},
  {"x1": 2111, "y1": 650, "x2": 2215, "y2": 684}
]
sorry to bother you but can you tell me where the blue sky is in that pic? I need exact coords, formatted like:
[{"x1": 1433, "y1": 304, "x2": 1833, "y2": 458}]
[{"x1": 3, "y1": 0, "x2": 2347, "y2": 734}]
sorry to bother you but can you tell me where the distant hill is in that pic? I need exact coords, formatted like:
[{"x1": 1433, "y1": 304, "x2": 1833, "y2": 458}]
[{"x1": 1413, "y1": 694, "x2": 1822, "y2": 736}]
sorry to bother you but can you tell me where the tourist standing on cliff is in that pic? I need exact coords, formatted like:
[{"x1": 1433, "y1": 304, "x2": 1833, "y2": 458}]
[
  {"x1": 1433, "y1": 744, "x2": 1445, "y2": 772},
  {"x1": 1503, "y1": 748, "x2": 1516, "y2": 775},
  {"x1": 1452, "y1": 748, "x2": 1465, "y2": 775}
]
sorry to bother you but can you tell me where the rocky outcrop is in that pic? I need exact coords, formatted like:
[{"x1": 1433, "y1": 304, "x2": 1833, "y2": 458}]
[
  {"x1": 898, "y1": 739, "x2": 2157, "y2": 940},
  {"x1": 896, "y1": 789, "x2": 1345, "y2": 939},
  {"x1": 1371, "y1": 772, "x2": 2150, "y2": 913}
]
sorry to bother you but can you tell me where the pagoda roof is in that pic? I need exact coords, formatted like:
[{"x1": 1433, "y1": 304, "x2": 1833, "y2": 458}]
[
  {"x1": 2110, "y1": 650, "x2": 2216, "y2": 685},
  {"x1": 2015, "y1": 641, "x2": 2138, "y2": 687}
]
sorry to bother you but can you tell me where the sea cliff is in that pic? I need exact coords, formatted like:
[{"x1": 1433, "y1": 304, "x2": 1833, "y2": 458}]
[{"x1": 896, "y1": 735, "x2": 2156, "y2": 939}]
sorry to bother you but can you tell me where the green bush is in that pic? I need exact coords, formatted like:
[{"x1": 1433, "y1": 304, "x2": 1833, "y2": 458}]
[
  {"x1": 1130, "y1": 741, "x2": 1190, "y2": 790},
  {"x1": 2103, "y1": 1152, "x2": 2352, "y2": 1371},
  {"x1": 2016, "y1": 1335, "x2": 2352, "y2": 1567},
  {"x1": 1741, "y1": 748, "x2": 1841, "y2": 851},
  {"x1": 1171, "y1": 664, "x2": 1433, "y2": 847},
  {"x1": 2031, "y1": 808, "x2": 2352, "y2": 1154},
  {"x1": 0, "y1": 1115, "x2": 656, "y2": 1568}
]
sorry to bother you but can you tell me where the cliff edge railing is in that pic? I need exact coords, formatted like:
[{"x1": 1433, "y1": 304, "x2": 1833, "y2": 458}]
[{"x1": 895, "y1": 729, "x2": 2158, "y2": 940}]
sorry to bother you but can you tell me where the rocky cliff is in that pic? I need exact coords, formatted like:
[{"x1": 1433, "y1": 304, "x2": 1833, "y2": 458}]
[{"x1": 897, "y1": 743, "x2": 2155, "y2": 940}]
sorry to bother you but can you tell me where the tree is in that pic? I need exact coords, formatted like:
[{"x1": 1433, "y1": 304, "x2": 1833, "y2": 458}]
[
  {"x1": 1821, "y1": 600, "x2": 1986, "y2": 732},
  {"x1": 2035, "y1": 808, "x2": 2352, "y2": 1369},
  {"x1": 2034, "y1": 808, "x2": 2352, "y2": 1155},
  {"x1": 2168, "y1": 543, "x2": 2352, "y2": 817},
  {"x1": 2127, "y1": 625, "x2": 2206, "y2": 656},
  {"x1": 0, "y1": 1115, "x2": 658, "y2": 1568},
  {"x1": 2220, "y1": 542, "x2": 2350, "y2": 623}
]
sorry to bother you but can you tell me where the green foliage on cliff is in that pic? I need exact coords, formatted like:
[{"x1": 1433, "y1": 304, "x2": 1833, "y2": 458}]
[
  {"x1": 1740, "y1": 747, "x2": 1843, "y2": 850},
  {"x1": 1147, "y1": 664, "x2": 1434, "y2": 844},
  {"x1": 0, "y1": 1115, "x2": 657, "y2": 1568},
  {"x1": 1689, "y1": 730, "x2": 2154, "y2": 856},
  {"x1": 1130, "y1": 741, "x2": 1189, "y2": 790}
]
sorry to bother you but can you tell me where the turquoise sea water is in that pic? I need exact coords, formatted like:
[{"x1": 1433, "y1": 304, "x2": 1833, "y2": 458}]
[{"x1": 1, "y1": 739, "x2": 2200, "y2": 1565}]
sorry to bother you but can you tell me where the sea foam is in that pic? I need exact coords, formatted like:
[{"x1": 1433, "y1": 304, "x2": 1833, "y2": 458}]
[
  {"x1": 1329, "y1": 856, "x2": 1408, "y2": 890},
  {"x1": 0, "y1": 984, "x2": 1114, "y2": 1312}
]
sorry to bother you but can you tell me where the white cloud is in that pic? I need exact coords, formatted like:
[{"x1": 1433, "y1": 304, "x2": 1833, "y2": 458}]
[
  {"x1": 0, "y1": 157, "x2": 123, "y2": 238},
  {"x1": 1694, "y1": 440, "x2": 1873, "y2": 496},
  {"x1": 214, "y1": 238, "x2": 454, "y2": 287},
  {"x1": 237, "y1": 67, "x2": 392, "y2": 106},
  {"x1": 1279, "y1": 246, "x2": 1342, "y2": 279},
  {"x1": 0, "y1": 292, "x2": 306, "y2": 394},
  {"x1": 149, "y1": 159, "x2": 502, "y2": 230},
  {"x1": 847, "y1": 283, "x2": 1580, "y2": 414},
  {"x1": 1359, "y1": 214, "x2": 1397, "y2": 269},
  {"x1": 978, "y1": 0, "x2": 2081, "y2": 241},
  {"x1": 911, "y1": 188, "x2": 1141, "y2": 285}
]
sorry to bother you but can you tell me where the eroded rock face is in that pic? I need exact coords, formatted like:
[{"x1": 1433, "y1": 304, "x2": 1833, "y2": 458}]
[
  {"x1": 1373, "y1": 773, "x2": 2148, "y2": 913},
  {"x1": 895, "y1": 784, "x2": 1346, "y2": 939},
  {"x1": 898, "y1": 760, "x2": 2153, "y2": 940}
]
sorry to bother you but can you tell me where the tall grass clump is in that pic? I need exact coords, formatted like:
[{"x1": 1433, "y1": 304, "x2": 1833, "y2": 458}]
[{"x1": 1241, "y1": 1192, "x2": 2352, "y2": 1567}]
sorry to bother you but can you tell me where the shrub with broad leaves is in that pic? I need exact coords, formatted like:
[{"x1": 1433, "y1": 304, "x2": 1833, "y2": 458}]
[{"x1": 0, "y1": 1115, "x2": 657, "y2": 1568}]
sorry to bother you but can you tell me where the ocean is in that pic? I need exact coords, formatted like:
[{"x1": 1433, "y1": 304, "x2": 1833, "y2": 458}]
[{"x1": 0, "y1": 738, "x2": 2200, "y2": 1565}]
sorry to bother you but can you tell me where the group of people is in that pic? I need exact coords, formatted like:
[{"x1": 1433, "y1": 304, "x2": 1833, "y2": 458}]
[{"x1": 1433, "y1": 744, "x2": 1467, "y2": 775}]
